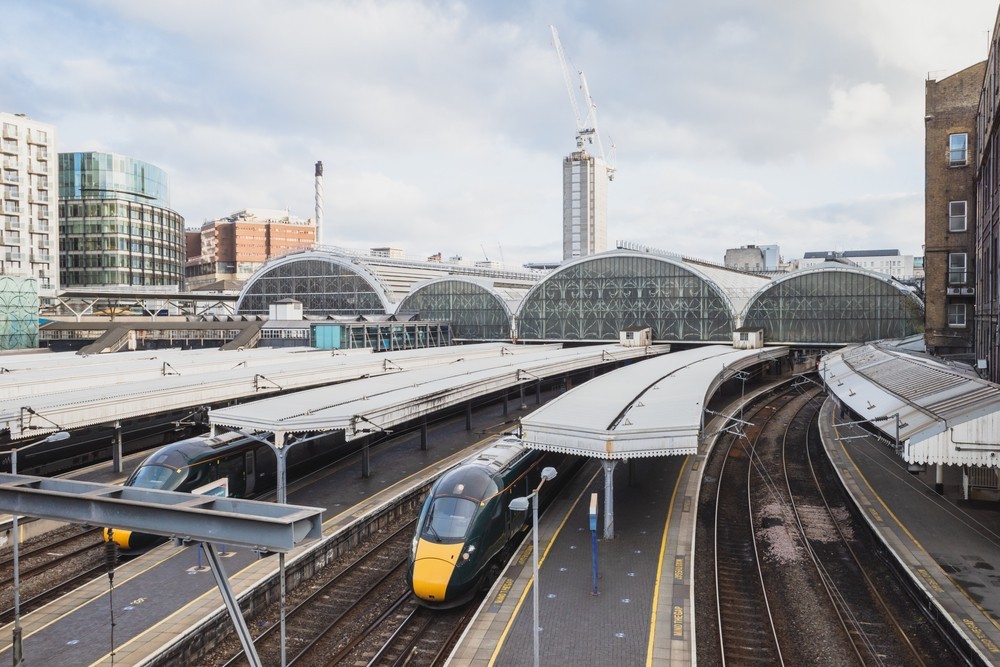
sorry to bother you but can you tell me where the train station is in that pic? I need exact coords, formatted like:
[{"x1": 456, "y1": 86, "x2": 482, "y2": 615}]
[{"x1": 0, "y1": 246, "x2": 997, "y2": 665}]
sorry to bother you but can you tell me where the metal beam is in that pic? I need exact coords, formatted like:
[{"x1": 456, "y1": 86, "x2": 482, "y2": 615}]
[{"x1": 0, "y1": 474, "x2": 322, "y2": 552}]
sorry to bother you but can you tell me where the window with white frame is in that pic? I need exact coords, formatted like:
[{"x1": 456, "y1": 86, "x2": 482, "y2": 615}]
[
  {"x1": 948, "y1": 303, "x2": 967, "y2": 327},
  {"x1": 949, "y1": 200, "x2": 968, "y2": 231},
  {"x1": 950, "y1": 133, "x2": 969, "y2": 166},
  {"x1": 949, "y1": 252, "x2": 968, "y2": 284}
]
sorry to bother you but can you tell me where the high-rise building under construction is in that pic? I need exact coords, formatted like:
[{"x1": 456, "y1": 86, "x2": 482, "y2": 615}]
[{"x1": 562, "y1": 148, "x2": 608, "y2": 261}]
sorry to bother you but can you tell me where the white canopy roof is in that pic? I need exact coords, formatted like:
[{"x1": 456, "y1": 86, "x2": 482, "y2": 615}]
[
  {"x1": 520, "y1": 345, "x2": 788, "y2": 459},
  {"x1": 823, "y1": 344, "x2": 1000, "y2": 467}
]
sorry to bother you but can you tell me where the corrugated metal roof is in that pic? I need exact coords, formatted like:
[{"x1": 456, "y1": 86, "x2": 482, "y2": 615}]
[
  {"x1": 823, "y1": 343, "x2": 1000, "y2": 466},
  {"x1": 520, "y1": 345, "x2": 789, "y2": 459}
]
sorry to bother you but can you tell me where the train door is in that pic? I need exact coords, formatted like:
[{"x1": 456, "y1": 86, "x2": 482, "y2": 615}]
[{"x1": 244, "y1": 451, "x2": 256, "y2": 496}]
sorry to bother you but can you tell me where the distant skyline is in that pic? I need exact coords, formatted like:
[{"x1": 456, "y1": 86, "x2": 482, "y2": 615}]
[{"x1": 3, "y1": 1, "x2": 998, "y2": 267}]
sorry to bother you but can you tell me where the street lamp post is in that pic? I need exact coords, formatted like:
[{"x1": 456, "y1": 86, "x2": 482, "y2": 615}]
[
  {"x1": 509, "y1": 466, "x2": 557, "y2": 667},
  {"x1": 4, "y1": 430, "x2": 70, "y2": 667}
]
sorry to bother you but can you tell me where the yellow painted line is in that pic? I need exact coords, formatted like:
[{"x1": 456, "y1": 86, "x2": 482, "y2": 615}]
[
  {"x1": 646, "y1": 456, "x2": 686, "y2": 666},
  {"x1": 487, "y1": 466, "x2": 600, "y2": 666},
  {"x1": 831, "y1": 411, "x2": 1000, "y2": 640}
]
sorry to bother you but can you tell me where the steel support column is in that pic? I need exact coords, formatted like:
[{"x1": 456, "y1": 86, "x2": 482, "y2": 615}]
[
  {"x1": 204, "y1": 542, "x2": 262, "y2": 667},
  {"x1": 601, "y1": 459, "x2": 618, "y2": 539}
]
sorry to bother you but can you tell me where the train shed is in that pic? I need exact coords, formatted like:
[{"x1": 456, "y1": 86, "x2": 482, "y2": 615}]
[
  {"x1": 519, "y1": 344, "x2": 789, "y2": 537},
  {"x1": 823, "y1": 343, "x2": 1000, "y2": 498}
]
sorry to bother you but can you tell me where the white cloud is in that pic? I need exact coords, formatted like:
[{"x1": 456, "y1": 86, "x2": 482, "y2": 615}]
[{"x1": 2, "y1": 0, "x2": 996, "y2": 268}]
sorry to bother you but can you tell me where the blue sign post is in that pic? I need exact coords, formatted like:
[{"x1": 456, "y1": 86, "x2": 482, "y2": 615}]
[{"x1": 589, "y1": 492, "x2": 599, "y2": 595}]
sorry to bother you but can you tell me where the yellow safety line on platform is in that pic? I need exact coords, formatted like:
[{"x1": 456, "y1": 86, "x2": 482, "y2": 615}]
[
  {"x1": 645, "y1": 456, "x2": 687, "y2": 667},
  {"x1": 832, "y1": 410, "x2": 1000, "y2": 640},
  {"x1": 487, "y1": 466, "x2": 601, "y2": 666}
]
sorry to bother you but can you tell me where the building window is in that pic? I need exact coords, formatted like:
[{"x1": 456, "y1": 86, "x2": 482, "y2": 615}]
[
  {"x1": 949, "y1": 133, "x2": 969, "y2": 166},
  {"x1": 949, "y1": 201, "x2": 968, "y2": 232},
  {"x1": 949, "y1": 252, "x2": 968, "y2": 284},
  {"x1": 948, "y1": 303, "x2": 967, "y2": 327}
]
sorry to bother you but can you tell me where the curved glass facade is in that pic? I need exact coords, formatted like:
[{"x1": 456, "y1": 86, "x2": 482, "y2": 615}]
[
  {"x1": 516, "y1": 254, "x2": 734, "y2": 342},
  {"x1": 741, "y1": 269, "x2": 924, "y2": 344},
  {"x1": 57, "y1": 152, "x2": 184, "y2": 287},
  {"x1": 237, "y1": 257, "x2": 389, "y2": 316},
  {"x1": 397, "y1": 280, "x2": 513, "y2": 340},
  {"x1": 0, "y1": 276, "x2": 38, "y2": 350}
]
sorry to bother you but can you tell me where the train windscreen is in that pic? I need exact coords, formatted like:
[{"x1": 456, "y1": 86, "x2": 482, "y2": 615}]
[
  {"x1": 423, "y1": 496, "x2": 477, "y2": 541},
  {"x1": 129, "y1": 464, "x2": 186, "y2": 491}
]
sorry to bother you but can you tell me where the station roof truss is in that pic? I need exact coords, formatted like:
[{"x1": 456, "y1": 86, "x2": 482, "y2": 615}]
[
  {"x1": 519, "y1": 345, "x2": 789, "y2": 459},
  {"x1": 236, "y1": 248, "x2": 545, "y2": 317},
  {"x1": 0, "y1": 473, "x2": 322, "y2": 552},
  {"x1": 42, "y1": 289, "x2": 239, "y2": 319},
  {"x1": 0, "y1": 343, "x2": 555, "y2": 440},
  {"x1": 207, "y1": 343, "x2": 670, "y2": 440},
  {"x1": 823, "y1": 343, "x2": 1000, "y2": 467}
]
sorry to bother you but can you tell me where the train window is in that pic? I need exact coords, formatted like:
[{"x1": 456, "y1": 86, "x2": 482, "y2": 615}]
[
  {"x1": 423, "y1": 497, "x2": 478, "y2": 541},
  {"x1": 130, "y1": 464, "x2": 185, "y2": 491}
]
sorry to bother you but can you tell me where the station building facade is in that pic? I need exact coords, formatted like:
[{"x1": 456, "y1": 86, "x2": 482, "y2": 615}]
[{"x1": 58, "y1": 152, "x2": 185, "y2": 289}]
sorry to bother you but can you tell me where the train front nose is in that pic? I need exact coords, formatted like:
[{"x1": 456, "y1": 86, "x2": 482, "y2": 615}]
[
  {"x1": 411, "y1": 540, "x2": 464, "y2": 603},
  {"x1": 103, "y1": 527, "x2": 132, "y2": 550}
]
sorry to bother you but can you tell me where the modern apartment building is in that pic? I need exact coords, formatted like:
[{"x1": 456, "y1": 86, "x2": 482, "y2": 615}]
[
  {"x1": 185, "y1": 208, "x2": 315, "y2": 290},
  {"x1": 562, "y1": 148, "x2": 608, "y2": 261},
  {"x1": 0, "y1": 113, "x2": 58, "y2": 290},
  {"x1": 925, "y1": 62, "x2": 985, "y2": 361},
  {"x1": 58, "y1": 152, "x2": 185, "y2": 288},
  {"x1": 798, "y1": 249, "x2": 917, "y2": 281}
]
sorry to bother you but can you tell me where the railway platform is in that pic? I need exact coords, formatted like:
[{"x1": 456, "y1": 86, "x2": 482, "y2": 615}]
[{"x1": 818, "y1": 397, "x2": 1000, "y2": 664}]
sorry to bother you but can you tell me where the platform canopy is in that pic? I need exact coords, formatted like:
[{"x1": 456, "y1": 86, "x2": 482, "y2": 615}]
[
  {"x1": 823, "y1": 343, "x2": 1000, "y2": 467},
  {"x1": 520, "y1": 345, "x2": 789, "y2": 459}
]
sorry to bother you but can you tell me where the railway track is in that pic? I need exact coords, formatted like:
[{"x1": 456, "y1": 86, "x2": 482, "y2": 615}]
[
  {"x1": 696, "y1": 383, "x2": 963, "y2": 666},
  {"x1": 212, "y1": 511, "x2": 474, "y2": 667},
  {"x1": 0, "y1": 525, "x2": 109, "y2": 624}
]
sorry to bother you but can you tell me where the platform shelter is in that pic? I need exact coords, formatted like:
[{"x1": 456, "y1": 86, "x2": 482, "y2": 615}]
[{"x1": 519, "y1": 344, "x2": 789, "y2": 537}]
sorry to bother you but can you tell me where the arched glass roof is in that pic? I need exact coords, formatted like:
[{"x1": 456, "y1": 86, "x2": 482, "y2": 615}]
[
  {"x1": 236, "y1": 248, "x2": 543, "y2": 317},
  {"x1": 740, "y1": 266, "x2": 924, "y2": 345},
  {"x1": 396, "y1": 277, "x2": 529, "y2": 341},
  {"x1": 236, "y1": 253, "x2": 392, "y2": 316},
  {"x1": 515, "y1": 251, "x2": 765, "y2": 342}
]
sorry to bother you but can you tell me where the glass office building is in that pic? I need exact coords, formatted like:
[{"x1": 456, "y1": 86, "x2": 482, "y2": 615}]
[{"x1": 58, "y1": 152, "x2": 185, "y2": 288}]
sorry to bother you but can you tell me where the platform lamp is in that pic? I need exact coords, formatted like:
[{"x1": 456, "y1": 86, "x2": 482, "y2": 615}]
[
  {"x1": 4, "y1": 430, "x2": 70, "y2": 667},
  {"x1": 509, "y1": 465, "x2": 557, "y2": 667}
]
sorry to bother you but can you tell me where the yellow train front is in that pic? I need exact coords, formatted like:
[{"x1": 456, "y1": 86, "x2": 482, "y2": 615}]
[{"x1": 409, "y1": 435, "x2": 546, "y2": 608}]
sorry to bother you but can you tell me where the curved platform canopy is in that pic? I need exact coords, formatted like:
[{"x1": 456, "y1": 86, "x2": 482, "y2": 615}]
[
  {"x1": 395, "y1": 276, "x2": 533, "y2": 341},
  {"x1": 236, "y1": 247, "x2": 543, "y2": 317},
  {"x1": 823, "y1": 343, "x2": 1000, "y2": 467},
  {"x1": 741, "y1": 266, "x2": 924, "y2": 345},
  {"x1": 514, "y1": 248, "x2": 770, "y2": 343},
  {"x1": 520, "y1": 345, "x2": 789, "y2": 459}
]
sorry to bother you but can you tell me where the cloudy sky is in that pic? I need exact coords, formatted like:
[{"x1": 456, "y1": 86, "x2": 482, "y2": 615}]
[{"x1": 4, "y1": 1, "x2": 998, "y2": 267}]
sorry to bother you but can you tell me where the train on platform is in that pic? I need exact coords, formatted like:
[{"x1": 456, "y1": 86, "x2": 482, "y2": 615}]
[
  {"x1": 408, "y1": 434, "x2": 579, "y2": 608},
  {"x1": 103, "y1": 429, "x2": 345, "y2": 552}
]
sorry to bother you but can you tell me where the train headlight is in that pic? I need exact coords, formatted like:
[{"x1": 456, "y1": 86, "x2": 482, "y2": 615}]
[{"x1": 457, "y1": 543, "x2": 476, "y2": 566}]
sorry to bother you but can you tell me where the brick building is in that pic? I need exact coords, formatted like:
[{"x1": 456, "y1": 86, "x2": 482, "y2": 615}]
[
  {"x1": 978, "y1": 11, "x2": 1000, "y2": 380},
  {"x1": 925, "y1": 61, "x2": 985, "y2": 360},
  {"x1": 186, "y1": 208, "x2": 315, "y2": 291}
]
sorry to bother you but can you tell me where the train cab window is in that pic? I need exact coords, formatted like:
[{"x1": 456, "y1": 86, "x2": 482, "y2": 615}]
[
  {"x1": 129, "y1": 464, "x2": 185, "y2": 491},
  {"x1": 423, "y1": 496, "x2": 478, "y2": 542}
]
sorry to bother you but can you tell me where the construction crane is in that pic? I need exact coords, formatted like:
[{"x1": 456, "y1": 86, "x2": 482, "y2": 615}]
[{"x1": 550, "y1": 25, "x2": 615, "y2": 180}]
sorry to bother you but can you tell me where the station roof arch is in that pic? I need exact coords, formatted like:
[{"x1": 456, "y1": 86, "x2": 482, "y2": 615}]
[
  {"x1": 236, "y1": 248, "x2": 543, "y2": 317},
  {"x1": 514, "y1": 250, "x2": 770, "y2": 343},
  {"x1": 823, "y1": 343, "x2": 1000, "y2": 467},
  {"x1": 396, "y1": 277, "x2": 531, "y2": 341},
  {"x1": 741, "y1": 266, "x2": 924, "y2": 345},
  {"x1": 519, "y1": 345, "x2": 789, "y2": 458}
]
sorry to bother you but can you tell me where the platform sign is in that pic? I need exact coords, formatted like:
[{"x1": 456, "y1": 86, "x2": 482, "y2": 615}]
[
  {"x1": 193, "y1": 478, "x2": 229, "y2": 498},
  {"x1": 589, "y1": 492, "x2": 599, "y2": 595}
]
